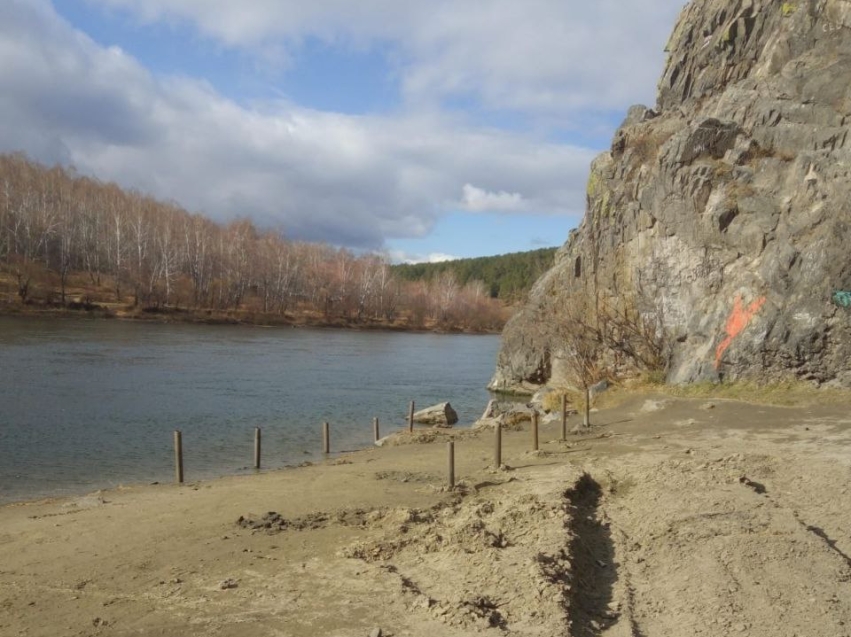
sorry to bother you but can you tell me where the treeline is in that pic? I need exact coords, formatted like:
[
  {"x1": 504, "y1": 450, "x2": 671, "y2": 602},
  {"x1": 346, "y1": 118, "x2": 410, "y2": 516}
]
[
  {"x1": 392, "y1": 247, "x2": 558, "y2": 301},
  {"x1": 0, "y1": 153, "x2": 505, "y2": 331}
]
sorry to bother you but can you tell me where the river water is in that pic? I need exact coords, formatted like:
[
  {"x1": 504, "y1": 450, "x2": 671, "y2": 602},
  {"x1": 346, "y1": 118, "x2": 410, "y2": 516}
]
[{"x1": 0, "y1": 317, "x2": 501, "y2": 504}]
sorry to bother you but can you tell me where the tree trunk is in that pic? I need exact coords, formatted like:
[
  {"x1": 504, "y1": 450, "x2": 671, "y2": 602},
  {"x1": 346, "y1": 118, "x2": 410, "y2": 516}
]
[{"x1": 583, "y1": 386, "x2": 591, "y2": 428}]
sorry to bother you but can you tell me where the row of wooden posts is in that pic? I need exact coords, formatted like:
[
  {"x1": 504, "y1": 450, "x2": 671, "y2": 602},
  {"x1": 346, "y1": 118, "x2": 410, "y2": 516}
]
[{"x1": 172, "y1": 396, "x2": 573, "y2": 488}]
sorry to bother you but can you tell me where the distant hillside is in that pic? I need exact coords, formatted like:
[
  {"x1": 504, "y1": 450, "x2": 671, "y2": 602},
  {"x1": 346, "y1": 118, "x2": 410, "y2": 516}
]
[{"x1": 392, "y1": 248, "x2": 558, "y2": 301}]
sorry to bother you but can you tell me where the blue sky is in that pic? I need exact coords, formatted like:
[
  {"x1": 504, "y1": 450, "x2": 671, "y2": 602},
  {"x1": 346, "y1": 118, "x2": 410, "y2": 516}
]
[{"x1": 1, "y1": 0, "x2": 686, "y2": 262}]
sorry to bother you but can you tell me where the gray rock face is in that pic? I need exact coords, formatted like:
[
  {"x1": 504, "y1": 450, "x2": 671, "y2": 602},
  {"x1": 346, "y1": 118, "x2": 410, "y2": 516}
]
[
  {"x1": 413, "y1": 402, "x2": 458, "y2": 427},
  {"x1": 491, "y1": 0, "x2": 851, "y2": 392}
]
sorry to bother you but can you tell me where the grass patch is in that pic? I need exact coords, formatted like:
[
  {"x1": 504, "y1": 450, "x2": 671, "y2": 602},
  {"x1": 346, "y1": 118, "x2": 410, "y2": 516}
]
[
  {"x1": 568, "y1": 374, "x2": 851, "y2": 409},
  {"x1": 531, "y1": 375, "x2": 848, "y2": 414},
  {"x1": 541, "y1": 386, "x2": 616, "y2": 413},
  {"x1": 663, "y1": 380, "x2": 850, "y2": 406},
  {"x1": 542, "y1": 389, "x2": 576, "y2": 413}
]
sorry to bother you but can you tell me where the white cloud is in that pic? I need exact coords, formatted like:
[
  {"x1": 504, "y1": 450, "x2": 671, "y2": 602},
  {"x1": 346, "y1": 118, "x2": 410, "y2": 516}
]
[
  {"x1": 83, "y1": 0, "x2": 686, "y2": 118},
  {"x1": 385, "y1": 250, "x2": 461, "y2": 265},
  {"x1": 460, "y1": 184, "x2": 524, "y2": 213},
  {"x1": 0, "y1": 1, "x2": 599, "y2": 249},
  {"x1": 0, "y1": 0, "x2": 689, "y2": 251},
  {"x1": 426, "y1": 252, "x2": 460, "y2": 263}
]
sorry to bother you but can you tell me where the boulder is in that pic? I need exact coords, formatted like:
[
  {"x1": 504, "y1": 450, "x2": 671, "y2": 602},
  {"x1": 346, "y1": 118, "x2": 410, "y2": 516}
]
[
  {"x1": 472, "y1": 416, "x2": 502, "y2": 431},
  {"x1": 412, "y1": 402, "x2": 458, "y2": 427},
  {"x1": 500, "y1": 405, "x2": 534, "y2": 427},
  {"x1": 480, "y1": 399, "x2": 498, "y2": 420},
  {"x1": 590, "y1": 380, "x2": 609, "y2": 399},
  {"x1": 531, "y1": 387, "x2": 556, "y2": 412},
  {"x1": 473, "y1": 407, "x2": 531, "y2": 432},
  {"x1": 479, "y1": 399, "x2": 519, "y2": 420}
]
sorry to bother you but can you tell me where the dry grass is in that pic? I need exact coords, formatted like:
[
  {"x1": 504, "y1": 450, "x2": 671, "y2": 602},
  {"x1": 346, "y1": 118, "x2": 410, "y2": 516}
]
[
  {"x1": 541, "y1": 388, "x2": 583, "y2": 413},
  {"x1": 541, "y1": 384, "x2": 620, "y2": 414},
  {"x1": 664, "y1": 380, "x2": 849, "y2": 407},
  {"x1": 613, "y1": 375, "x2": 851, "y2": 407},
  {"x1": 628, "y1": 128, "x2": 676, "y2": 168}
]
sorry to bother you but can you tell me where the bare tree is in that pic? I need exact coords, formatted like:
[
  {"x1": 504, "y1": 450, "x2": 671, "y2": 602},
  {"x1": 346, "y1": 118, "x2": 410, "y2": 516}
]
[
  {"x1": 0, "y1": 153, "x2": 510, "y2": 330},
  {"x1": 433, "y1": 270, "x2": 459, "y2": 324},
  {"x1": 182, "y1": 213, "x2": 215, "y2": 307},
  {"x1": 596, "y1": 292, "x2": 669, "y2": 375},
  {"x1": 104, "y1": 184, "x2": 128, "y2": 301},
  {"x1": 541, "y1": 294, "x2": 602, "y2": 428},
  {"x1": 55, "y1": 174, "x2": 76, "y2": 305}
]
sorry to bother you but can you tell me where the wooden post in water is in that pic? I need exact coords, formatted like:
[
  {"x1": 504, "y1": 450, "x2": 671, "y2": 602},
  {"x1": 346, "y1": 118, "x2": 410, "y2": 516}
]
[
  {"x1": 408, "y1": 401, "x2": 415, "y2": 434},
  {"x1": 561, "y1": 394, "x2": 568, "y2": 441},
  {"x1": 373, "y1": 417, "x2": 380, "y2": 443},
  {"x1": 532, "y1": 410, "x2": 539, "y2": 452},
  {"x1": 447, "y1": 441, "x2": 455, "y2": 489},
  {"x1": 254, "y1": 427, "x2": 262, "y2": 469},
  {"x1": 322, "y1": 422, "x2": 330, "y2": 454},
  {"x1": 494, "y1": 422, "x2": 502, "y2": 469},
  {"x1": 173, "y1": 430, "x2": 184, "y2": 484}
]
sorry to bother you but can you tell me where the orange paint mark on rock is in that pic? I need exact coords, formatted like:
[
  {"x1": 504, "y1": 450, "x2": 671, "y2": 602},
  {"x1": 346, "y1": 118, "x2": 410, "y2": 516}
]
[{"x1": 714, "y1": 294, "x2": 767, "y2": 369}]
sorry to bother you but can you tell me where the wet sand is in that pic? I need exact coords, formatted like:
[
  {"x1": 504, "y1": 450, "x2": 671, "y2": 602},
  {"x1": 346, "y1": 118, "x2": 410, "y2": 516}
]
[{"x1": 2, "y1": 392, "x2": 851, "y2": 636}]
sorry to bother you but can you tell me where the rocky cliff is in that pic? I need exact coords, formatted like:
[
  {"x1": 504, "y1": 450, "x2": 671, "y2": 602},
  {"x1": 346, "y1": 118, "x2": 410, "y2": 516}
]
[{"x1": 491, "y1": 0, "x2": 851, "y2": 393}]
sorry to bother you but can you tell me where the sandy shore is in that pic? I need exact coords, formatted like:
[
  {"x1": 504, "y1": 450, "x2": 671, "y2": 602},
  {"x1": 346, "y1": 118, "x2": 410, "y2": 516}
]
[{"x1": 2, "y1": 392, "x2": 851, "y2": 636}]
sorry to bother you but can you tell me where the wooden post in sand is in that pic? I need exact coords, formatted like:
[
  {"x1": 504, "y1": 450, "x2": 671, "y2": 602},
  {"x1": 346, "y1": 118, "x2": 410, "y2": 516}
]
[
  {"x1": 173, "y1": 430, "x2": 184, "y2": 484},
  {"x1": 373, "y1": 417, "x2": 380, "y2": 443},
  {"x1": 322, "y1": 421, "x2": 330, "y2": 454},
  {"x1": 561, "y1": 394, "x2": 568, "y2": 441},
  {"x1": 532, "y1": 410, "x2": 539, "y2": 452},
  {"x1": 447, "y1": 441, "x2": 455, "y2": 489},
  {"x1": 494, "y1": 422, "x2": 502, "y2": 469},
  {"x1": 408, "y1": 401, "x2": 415, "y2": 434},
  {"x1": 254, "y1": 427, "x2": 262, "y2": 469}
]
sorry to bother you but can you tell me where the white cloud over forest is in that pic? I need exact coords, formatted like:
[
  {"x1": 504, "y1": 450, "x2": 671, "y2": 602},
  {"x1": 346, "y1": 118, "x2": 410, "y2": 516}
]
[{"x1": 0, "y1": 0, "x2": 685, "y2": 249}]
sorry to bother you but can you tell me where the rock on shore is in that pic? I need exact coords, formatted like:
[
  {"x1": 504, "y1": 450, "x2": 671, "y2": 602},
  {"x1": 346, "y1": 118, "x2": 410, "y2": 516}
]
[{"x1": 413, "y1": 402, "x2": 458, "y2": 427}]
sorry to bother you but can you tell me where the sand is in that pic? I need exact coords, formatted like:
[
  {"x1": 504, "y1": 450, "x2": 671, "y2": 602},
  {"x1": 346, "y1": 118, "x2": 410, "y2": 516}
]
[{"x1": 2, "y1": 393, "x2": 851, "y2": 636}]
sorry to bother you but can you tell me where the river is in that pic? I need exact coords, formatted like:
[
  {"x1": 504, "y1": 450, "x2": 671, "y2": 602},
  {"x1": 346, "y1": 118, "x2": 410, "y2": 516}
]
[{"x1": 0, "y1": 317, "x2": 501, "y2": 504}]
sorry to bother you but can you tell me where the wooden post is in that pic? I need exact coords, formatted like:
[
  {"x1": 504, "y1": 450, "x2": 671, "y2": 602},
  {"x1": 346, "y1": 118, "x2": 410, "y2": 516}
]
[
  {"x1": 532, "y1": 410, "x2": 539, "y2": 452},
  {"x1": 561, "y1": 394, "x2": 568, "y2": 441},
  {"x1": 254, "y1": 427, "x2": 261, "y2": 469},
  {"x1": 408, "y1": 401, "x2": 415, "y2": 434},
  {"x1": 173, "y1": 430, "x2": 184, "y2": 484},
  {"x1": 447, "y1": 441, "x2": 455, "y2": 489},
  {"x1": 494, "y1": 422, "x2": 502, "y2": 469},
  {"x1": 373, "y1": 417, "x2": 380, "y2": 443},
  {"x1": 322, "y1": 421, "x2": 330, "y2": 454}
]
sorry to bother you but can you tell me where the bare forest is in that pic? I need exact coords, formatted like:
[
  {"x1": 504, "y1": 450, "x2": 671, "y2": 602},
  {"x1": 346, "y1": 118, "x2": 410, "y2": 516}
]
[{"x1": 0, "y1": 154, "x2": 506, "y2": 331}]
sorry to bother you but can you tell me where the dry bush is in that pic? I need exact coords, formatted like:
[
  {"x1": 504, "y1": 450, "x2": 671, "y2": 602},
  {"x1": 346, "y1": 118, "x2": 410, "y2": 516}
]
[
  {"x1": 536, "y1": 292, "x2": 606, "y2": 426},
  {"x1": 536, "y1": 279, "x2": 670, "y2": 402},
  {"x1": 541, "y1": 387, "x2": 592, "y2": 415},
  {"x1": 629, "y1": 128, "x2": 675, "y2": 164},
  {"x1": 595, "y1": 290, "x2": 671, "y2": 375}
]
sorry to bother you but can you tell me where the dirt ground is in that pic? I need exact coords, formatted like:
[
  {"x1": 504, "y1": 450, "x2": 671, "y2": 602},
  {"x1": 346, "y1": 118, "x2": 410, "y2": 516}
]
[{"x1": 2, "y1": 392, "x2": 851, "y2": 637}]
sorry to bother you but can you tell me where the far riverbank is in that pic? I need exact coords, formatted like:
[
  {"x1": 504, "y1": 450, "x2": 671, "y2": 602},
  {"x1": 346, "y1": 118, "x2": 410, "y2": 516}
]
[{"x1": 0, "y1": 300, "x2": 506, "y2": 335}]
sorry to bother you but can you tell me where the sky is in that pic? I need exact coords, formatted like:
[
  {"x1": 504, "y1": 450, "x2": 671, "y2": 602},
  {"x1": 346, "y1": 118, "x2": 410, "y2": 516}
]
[{"x1": 0, "y1": 0, "x2": 686, "y2": 263}]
